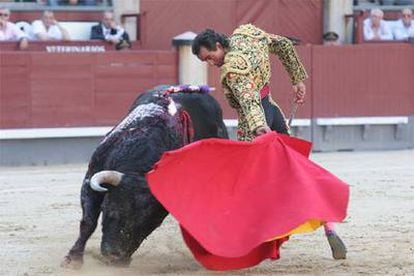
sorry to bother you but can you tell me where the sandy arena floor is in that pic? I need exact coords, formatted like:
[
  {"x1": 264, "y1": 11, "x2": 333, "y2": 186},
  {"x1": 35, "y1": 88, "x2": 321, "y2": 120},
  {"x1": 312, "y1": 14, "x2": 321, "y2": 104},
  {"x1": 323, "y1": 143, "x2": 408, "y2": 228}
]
[{"x1": 1, "y1": 149, "x2": 413, "y2": 276}]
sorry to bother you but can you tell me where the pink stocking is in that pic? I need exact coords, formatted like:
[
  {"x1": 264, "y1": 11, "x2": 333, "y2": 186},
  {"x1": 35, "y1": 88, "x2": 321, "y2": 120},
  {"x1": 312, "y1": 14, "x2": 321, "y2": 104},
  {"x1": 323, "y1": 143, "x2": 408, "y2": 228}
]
[{"x1": 324, "y1": 222, "x2": 336, "y2": 235}]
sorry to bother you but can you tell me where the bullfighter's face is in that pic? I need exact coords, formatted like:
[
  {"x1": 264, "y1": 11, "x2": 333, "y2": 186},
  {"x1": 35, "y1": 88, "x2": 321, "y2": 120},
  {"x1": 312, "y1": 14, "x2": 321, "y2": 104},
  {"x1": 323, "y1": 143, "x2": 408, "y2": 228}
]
[{"x1": 197, "y1": 43, "x2": 226, "y2": 67}]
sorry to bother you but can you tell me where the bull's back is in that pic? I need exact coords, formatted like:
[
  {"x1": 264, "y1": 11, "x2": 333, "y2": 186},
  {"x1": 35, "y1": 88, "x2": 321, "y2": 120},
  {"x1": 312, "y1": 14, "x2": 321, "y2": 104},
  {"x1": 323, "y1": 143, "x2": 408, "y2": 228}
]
[{"x1": 132, "y1": 88, "x2": 228, "y2": 141}]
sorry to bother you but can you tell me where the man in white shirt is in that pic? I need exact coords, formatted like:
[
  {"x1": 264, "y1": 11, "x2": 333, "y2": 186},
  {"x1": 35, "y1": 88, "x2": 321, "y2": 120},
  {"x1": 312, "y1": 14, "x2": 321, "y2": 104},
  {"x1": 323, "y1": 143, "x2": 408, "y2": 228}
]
[
  {"x1": 32, "y1": 11, "x2": 70, "y2": 41},
  {"x1": 392, "y1": 8, "x2": 414, "y2": 40},
  {"x1": 363, "y1": 8, "x2": 393, "y2": 41},
  {"x1": 0, "y1": 6, "x2": 29, "y2": 50}
]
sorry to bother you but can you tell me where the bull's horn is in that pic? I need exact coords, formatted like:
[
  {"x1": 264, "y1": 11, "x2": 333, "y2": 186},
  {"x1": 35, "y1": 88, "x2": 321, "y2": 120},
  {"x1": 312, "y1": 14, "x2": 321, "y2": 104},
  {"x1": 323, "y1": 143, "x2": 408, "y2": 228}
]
[
  {"x1": 168, "y1": 98, "x2": 177, "y2": 116},
  {"x1": 90, "y1": 170, "x2": 124, "y2": 192}
]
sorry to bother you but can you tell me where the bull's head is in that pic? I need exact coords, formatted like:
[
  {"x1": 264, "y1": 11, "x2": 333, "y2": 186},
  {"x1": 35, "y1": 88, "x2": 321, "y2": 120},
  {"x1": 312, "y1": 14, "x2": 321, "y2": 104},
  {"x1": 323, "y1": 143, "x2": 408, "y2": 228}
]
[{"x1": 91, "y1": 171, "x2": 168, "y2": 265}]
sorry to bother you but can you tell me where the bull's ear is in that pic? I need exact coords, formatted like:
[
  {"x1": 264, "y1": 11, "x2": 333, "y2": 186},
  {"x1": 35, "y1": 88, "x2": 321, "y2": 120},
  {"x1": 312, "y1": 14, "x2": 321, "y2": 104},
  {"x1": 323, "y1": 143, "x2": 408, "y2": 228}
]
[{"x1": 175, "y1": 102, "x2": 183, "y2": 111}]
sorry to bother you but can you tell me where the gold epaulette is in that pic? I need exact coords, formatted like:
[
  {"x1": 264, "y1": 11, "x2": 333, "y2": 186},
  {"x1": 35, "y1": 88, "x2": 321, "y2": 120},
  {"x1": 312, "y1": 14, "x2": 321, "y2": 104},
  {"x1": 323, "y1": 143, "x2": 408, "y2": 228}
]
[{"x1": 220, "y1": 51, "x2": 251, "y2": 81}]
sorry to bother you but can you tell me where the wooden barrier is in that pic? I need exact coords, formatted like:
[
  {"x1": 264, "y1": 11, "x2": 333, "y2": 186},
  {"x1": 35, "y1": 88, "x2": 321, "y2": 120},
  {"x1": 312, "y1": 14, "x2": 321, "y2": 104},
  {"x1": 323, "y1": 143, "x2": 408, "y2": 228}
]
[
  {"x1": 0, "y1": 43, "x2": 413, "y2": 130},
  {"x1": 0, "y1": 48, "x2": 177, "y2": 128},
  {"x1": 0, "y1": 41, "x2": 143, "y2": 52}
]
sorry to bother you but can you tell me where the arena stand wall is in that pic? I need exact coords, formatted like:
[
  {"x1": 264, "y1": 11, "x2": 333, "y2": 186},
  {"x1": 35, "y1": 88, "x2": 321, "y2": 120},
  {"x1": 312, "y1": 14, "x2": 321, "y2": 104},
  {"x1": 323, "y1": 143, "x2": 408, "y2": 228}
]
[
  {"x1": 0, "y1": 0, "x2": 413, "y2": 165},
  {"x1": 1, "y1": 42, "x2": 413, "y2": 166}
]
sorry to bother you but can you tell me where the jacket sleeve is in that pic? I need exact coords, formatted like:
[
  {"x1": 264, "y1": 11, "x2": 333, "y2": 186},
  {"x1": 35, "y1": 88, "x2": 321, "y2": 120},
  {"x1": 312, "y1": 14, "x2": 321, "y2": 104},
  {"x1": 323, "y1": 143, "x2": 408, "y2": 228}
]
[
  {"x1": 90, "y1": 25, "x2": 104, "y2": 40},
  {"x1": 267, "y1": 34, "x2": 308, "y2": 85},
  {"x1": 222, "y1": 53, "x2": 267, "y2": 133},
  {"x1": 121, "y1": 30, "x2": 130, "y2": 42}
]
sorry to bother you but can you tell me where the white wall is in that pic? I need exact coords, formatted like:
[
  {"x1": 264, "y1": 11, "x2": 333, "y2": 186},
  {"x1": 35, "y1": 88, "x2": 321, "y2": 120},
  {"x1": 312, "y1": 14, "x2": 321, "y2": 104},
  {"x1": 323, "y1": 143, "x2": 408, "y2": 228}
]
[
  {"x1": 323, "y1": 0, "x2": 354, "y2": 44},
  {"x1": 113, "y1": 0, "x2": 139, "y2": 41}
]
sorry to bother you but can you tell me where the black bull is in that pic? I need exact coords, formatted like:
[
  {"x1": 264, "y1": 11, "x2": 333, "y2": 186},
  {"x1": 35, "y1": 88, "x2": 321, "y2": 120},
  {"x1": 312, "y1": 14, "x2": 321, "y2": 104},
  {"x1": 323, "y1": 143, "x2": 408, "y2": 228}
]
[{"x1": 62, "y1": 87, "x2": 228, "y2": 268}]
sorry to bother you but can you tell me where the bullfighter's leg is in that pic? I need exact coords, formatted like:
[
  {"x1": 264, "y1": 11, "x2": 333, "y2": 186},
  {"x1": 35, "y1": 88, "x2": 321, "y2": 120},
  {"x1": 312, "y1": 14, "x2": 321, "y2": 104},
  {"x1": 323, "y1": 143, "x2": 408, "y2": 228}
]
[
  {"x1": 262, "y1": 95, "x2": 347, "y2": 260},
  {"x1": 324, "y1": 222, "x2": 347, "y2": 259},
  {"x1": 261, "y1": 96, "x2": 290, "y2": 135},
  {"x1": 62, "y1": 181, "x2": 104, "y2": 269}
]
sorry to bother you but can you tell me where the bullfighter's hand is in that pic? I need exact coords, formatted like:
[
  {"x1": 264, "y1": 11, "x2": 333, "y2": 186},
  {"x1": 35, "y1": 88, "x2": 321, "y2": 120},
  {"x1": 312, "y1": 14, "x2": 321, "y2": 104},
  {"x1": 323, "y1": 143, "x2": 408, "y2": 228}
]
[
  {"x1": 108, "y1": 38, "x2": 120, "y2": 45},
  {"x1": 293, "y1": 81, "x2": 306, "y2": 105},
  {"x1": 253, "y1": 125, "x2": 271, "y2": 137},
  {"x1": 19, "y1": 38, "x2": 29, "y2": 50}
]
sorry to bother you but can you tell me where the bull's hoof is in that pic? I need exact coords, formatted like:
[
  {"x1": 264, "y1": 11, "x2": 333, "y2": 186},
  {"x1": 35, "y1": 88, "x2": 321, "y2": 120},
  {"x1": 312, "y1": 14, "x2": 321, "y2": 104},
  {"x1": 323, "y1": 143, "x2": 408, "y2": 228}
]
[
  {"x1": 106, "y1": 259, "x2": 131, "y2": 267},
  {"x1": 60, "y1": 255, "x2": 83, "y2": 269},
  {"x1": 327, "y1": 232, "x2": 347, "y2": 260},
  {"x1": 99, "y1": 254, "x2": 131, "y2": 267}
]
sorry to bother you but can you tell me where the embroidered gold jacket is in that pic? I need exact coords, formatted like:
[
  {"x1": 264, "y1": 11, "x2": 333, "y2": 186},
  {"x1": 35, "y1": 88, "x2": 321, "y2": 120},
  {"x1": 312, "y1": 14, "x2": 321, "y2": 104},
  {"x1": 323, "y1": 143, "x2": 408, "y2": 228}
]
[{"x1": 220, "y1": 24, "x2": 308, "y2": 141}]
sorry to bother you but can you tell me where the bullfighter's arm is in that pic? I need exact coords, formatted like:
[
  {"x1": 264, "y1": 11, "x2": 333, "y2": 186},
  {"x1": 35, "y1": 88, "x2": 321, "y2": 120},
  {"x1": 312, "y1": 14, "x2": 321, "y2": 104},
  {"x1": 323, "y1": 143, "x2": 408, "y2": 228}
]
[{"x1": 267, "y1": 34, "x2": 308, "y2": 85}]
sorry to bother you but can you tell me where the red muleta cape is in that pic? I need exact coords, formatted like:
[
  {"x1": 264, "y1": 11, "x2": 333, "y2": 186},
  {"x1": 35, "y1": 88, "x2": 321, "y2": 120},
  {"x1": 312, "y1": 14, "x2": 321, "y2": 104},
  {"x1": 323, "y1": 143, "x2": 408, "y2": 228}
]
[{"x1": 146, "y1": 132, "x2": 349, "y2": 270}]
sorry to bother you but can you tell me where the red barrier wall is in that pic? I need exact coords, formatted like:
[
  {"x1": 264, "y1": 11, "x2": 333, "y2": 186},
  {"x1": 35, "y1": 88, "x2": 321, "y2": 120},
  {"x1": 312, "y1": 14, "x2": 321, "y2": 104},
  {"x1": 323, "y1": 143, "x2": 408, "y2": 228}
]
[
  {"x1": 1, "y1": 43, "x2": 413, "y2": 129},
  {"x1": 0, "y1": 41, "x2": 143, "y2": 52},
  {"x1": 311, "y1": 43, "x2": 413, "y2": 117},
  {"x1": 0, "y1": 49, "x2": 177, "y2": 128}
]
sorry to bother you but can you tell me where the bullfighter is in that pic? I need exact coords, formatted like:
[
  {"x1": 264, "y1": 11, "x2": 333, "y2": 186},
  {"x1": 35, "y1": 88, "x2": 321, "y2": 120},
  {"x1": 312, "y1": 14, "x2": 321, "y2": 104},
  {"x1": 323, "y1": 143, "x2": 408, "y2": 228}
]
[{"x1": 191, "y1": 23, "x2": 347, "y2": 261}]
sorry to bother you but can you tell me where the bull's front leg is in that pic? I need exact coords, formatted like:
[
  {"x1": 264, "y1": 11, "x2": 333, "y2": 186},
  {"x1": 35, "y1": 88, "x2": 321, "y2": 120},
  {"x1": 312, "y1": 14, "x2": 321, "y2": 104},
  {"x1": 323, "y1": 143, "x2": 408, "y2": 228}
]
[{"x1": 61, "y1": 180, "x2": 104, "y2": 269}]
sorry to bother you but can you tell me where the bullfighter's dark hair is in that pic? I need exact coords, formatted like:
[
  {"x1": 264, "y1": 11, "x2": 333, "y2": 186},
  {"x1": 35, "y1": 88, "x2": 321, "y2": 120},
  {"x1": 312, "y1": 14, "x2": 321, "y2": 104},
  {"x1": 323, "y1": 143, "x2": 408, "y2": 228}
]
[{"x1": 192, "y1": 29, "x2": 230, "y2": 56}]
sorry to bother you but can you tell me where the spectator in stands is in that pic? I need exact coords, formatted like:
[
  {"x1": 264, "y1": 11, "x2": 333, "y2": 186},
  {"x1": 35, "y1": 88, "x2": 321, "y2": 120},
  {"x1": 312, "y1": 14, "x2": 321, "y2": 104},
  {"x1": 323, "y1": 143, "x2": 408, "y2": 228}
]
[
  {"x1": 323, "y1": 31, "x2": 340, "y2": 45},
  {"x1": 0, "y1": 6, "x2": 29, "y2": 50},
  {"x1": 47, "y1": 0, "x2": 97, "y2": 5},
  {"x1": 31, "y1": 11, "x2": 70, "y2": 41},
  {"x1": 69, "y1": 0, "x2": 97, "y2": 5},
  {"x1": 363, "y1": 8, "x2": 393, "y2": 41},
  {"x1": 394, "y1": 0, "x2": 414, "y2": 4},
  {"x1": 392, "y1": 8, "x2": 414, "y2": 40},
  {"x1": 90, "y1": 11, "x2": 131, "y2": 50}
]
